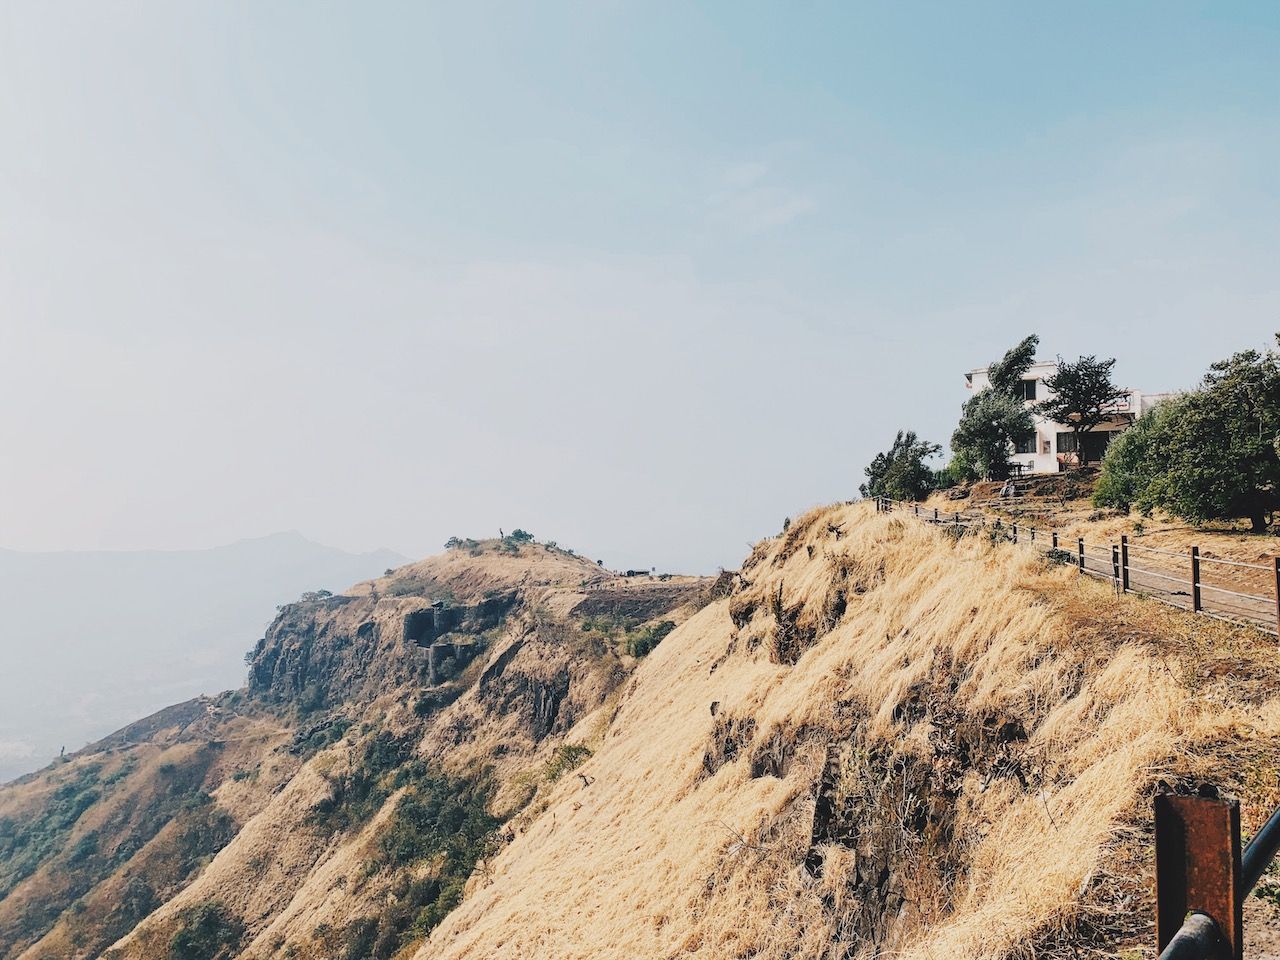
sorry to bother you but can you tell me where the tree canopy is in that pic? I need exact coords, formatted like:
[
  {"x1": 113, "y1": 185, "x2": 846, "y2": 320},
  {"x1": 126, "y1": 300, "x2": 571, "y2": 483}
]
[
  {"x1": 1095, "y1": 340, "x2": 1280, "y2": 532},
  {"x1": 1036, "y1": 355, "x2": 1128, "y2": 457},
  {"x1": 987, "y1": 335, "x2": 1039, "y2": 397},
  {"x1": 949, "y1": 335, "x2": 1038, "y2": 481},
  {"x1": 950, "y1": 390, "x2": 1036, "y2": 481},
  {"x1": 860, "y1": 430, "x2": 941, "y2": 502},
  {"x1": 1091, "y1": 400, "x2": 1175, "y2": 514}
]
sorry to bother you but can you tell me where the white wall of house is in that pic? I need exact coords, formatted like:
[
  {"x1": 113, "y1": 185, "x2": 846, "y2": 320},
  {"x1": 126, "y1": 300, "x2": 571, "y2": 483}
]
[{"x1": 963, "y1": 361, "x2": 1171, "y2": 475}]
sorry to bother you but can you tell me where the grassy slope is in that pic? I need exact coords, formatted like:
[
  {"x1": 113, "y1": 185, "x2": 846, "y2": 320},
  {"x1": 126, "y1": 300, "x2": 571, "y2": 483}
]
[
  {"x1": 5, "y1": 513, "x2": 1279, "y2": 959},
  {"x1": 80, "y1": 541, "x2": 703, "y2": 960},
  {"x1": 418, "y1": 503, "x2": 1280, "y2": 960}
]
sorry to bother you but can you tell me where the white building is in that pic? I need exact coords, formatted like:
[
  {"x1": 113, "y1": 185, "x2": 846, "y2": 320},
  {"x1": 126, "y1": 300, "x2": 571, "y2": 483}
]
[{"x1": 964, "y1": 361, "x2": 1170, "y2": 475}]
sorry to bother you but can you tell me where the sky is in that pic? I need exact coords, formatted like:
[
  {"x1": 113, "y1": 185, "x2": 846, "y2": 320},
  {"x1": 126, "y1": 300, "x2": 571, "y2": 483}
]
[{"x1": 1, "y1": 1, "x2": 1277, "y2": 574}]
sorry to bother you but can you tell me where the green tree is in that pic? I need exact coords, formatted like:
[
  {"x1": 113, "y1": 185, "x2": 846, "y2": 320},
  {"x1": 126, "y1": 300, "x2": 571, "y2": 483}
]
[
  {"x1": 1093, "y1": 399, "x2": 1178, "y2": 512},
  {"x1": 1036, "y1": 354, "x2": 1129, "y2": 465},
  {"x1": 1096, "y1": 342, "x2": 1280, "y2": 532},
  {"x1": 950, "y1": 336, "x2": 1039, "y2": 481},
  {"x1": 1146, "y1": 348, "x2": 1280, "y2": 532},
  {"x1": 859, "y1": 430, "x2": 941, "y2": 501},
  {"x1": 951, "y1": 389, "x2": 1036, "y2": 481},
  {"x1": 986, "y1": 335, "x2": 1040, "y2": 397}
]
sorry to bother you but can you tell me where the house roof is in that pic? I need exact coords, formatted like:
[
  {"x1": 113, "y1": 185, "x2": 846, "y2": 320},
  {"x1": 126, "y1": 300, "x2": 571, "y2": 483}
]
[{"x1": 965, "y1": 360, "x2": 1059, "y2": 377}]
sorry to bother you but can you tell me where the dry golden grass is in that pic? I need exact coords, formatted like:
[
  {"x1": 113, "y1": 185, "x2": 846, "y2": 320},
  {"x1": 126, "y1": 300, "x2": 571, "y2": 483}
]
[
  {"x1": 27, "y1": 502, "x2": 1280, "y2": 959},
  {"x1": 413, "y1": 503, "x2": 1280, "y2": 960}
]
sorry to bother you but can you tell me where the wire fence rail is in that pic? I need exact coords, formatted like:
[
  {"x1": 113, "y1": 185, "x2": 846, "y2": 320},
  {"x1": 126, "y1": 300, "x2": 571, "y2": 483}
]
[
  {"x1": 873, "y1": 495, "x2": 1280, "y2": 958},
  {"x1": 874, "y1": 496, "x2": 1280, "y2": 638}
]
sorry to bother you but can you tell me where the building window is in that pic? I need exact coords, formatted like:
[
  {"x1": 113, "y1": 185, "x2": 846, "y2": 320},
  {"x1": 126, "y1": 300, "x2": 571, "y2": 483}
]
[
  {"x1": 1056, "y1": 432, "x2": 1077, "y2": 453},
  {"x1": 1014, "y1": 434, "x2": 1036, "y2": 454},
  {"x1": 1041, "y1": 439, "x2": 1051, "y2": 454},
  {"x1": 1020, "y1": 379, "x2": 1037, "y2": 401}
]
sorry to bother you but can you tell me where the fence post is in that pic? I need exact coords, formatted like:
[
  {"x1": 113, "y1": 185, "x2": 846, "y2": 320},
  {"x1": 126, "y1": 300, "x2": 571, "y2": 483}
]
[
  {"x1": 1078, "y1": 538, "x2": 1085, "y2": 572},
  {"x1": 1112, "y1": 544, "x2": 1121, "y2": 588},
  {"x1": 1154, "y1": 793, "x2": 1243, "y2": 960},
  {"x1": 1012, "y1": 523, "x2": 1018, "y2": 543},
  {"x1": 1273, "y1": 557, "x2": 1280, "y2": 637},
  {"x1": 1052, "y1": 530, "x2": 1059, "y2": 550},
  {"x1": 914, "y1": 504, "x2": 919, "y2": 517},
  {"x1": 1121, "y1": 535, "x2": 1130, "y2": 593},
  {"x1": 1191, "y1": 547, "x2": 1202, "y2": 613},
  {"x1": 1030, "y1": 527, "x2": 1037, "y2": 543},
  {"x1": 934, "y1": 507, "x2": 939, "y2": 521}
]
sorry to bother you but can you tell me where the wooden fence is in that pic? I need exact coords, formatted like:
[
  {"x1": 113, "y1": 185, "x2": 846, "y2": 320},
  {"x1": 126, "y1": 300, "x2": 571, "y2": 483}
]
[{"x1": 875, "y1": 496, "x2": 1280, "y2": 637}]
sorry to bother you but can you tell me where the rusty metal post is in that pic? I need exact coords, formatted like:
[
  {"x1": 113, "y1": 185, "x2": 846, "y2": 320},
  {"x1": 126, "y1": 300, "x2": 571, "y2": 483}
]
[
  {"x1": 1121, "y1": 535, "x2": 1130, "y2": 593},
  {"x1": 1030, "y1": 527, "x2": 1036, "y2": 543},
  {"x1": 1192, "y1": 547, "x2": 1202, "y2": 613},
  {"x1": 1012, "y1": 523, "x2": 1018, "y2": 543},
  {"x1": 1112, "y1": 544, "x2": 1121, "y2": 588},
  {"x1": 1077, "y1": 537, "x2": 1085, "y2": 572},
  {"x1": 934, "y1": 507, "x2": 939, "y2": 522},
  {"x1": 1052, "y1": 530, "x2": 1059, "y2": 550},
  {"x1": 914, "y1": 503, "x2": 919, "y2": 517},
  {"x1": 1154, "y1": 793, "x2": 1242, "y2": 960}
]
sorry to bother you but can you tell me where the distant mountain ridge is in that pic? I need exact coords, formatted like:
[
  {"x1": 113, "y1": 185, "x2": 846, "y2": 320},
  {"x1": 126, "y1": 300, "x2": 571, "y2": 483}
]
[{"x1": 0, "y1": 533, "x2": 406, "y2": 783}]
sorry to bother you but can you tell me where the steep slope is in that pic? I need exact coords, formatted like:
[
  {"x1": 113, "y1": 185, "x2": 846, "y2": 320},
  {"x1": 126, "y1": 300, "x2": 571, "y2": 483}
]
[
  {"x1": 3, "y1": 508, "x2": 1278, "y2": 960},
  {"x1": 418, "y1": 505, "x2": 1280, "y2": 959},
  {"x1": 0, "y1": 539, "x2": 708, "y2": 960}
]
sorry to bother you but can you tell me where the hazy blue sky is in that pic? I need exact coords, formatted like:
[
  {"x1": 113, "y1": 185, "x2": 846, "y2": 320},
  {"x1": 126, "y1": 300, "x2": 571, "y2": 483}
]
[{"x1": 1, "y1": 2, "x2": 1277, "y2": 573}]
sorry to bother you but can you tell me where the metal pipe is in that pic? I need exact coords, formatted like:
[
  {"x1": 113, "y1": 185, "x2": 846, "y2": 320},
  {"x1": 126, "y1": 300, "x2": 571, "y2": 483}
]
[
  {"x1": 1192, "y1": 547, "x2": 1202, "y2": 613},
  {"x1": 1157, "y1": 913, "x2": 1228, "y2": 960},
  {"x1": 1243, "y1": 802, "x2": 1280, "y2": 893}
]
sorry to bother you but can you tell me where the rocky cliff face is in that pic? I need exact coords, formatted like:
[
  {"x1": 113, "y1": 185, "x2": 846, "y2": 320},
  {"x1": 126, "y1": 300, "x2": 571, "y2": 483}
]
[{"x1": 0, "y1": 539, "x2": 707, "y2": 960}]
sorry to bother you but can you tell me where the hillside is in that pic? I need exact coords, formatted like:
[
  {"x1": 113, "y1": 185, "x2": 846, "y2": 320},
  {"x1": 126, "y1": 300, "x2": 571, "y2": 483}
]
[
  {"x1": 0, "y1": 533, "x2": 405, "y2": 783},
  {"x1": 2, "y1": 511, "x2": 1279, "y2": 959}
]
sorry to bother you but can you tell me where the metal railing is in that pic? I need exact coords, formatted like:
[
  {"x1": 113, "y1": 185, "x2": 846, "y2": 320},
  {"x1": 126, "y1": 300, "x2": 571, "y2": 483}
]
[{"x1": 875, "y1": 496, "x2": 1280, "y2": 637}]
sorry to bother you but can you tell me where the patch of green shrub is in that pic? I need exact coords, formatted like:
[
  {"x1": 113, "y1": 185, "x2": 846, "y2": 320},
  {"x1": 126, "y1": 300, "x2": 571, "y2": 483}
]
[
  {"x1": 544, "y1": 744, "x2": 592, "y2": 782},
  {"x1": 332, "y1": 770, "x2": 500, "y2": 959},
  {"x1": 167, "y1": 903, "x2": 243, "y2": 960},
  {"x1": 625, "y1": 620, "x2": 675, "y2": 657},
  {"x1": 309, "y1": 732, "x2": 419, "y2": 833},
  {"x1": 0, "y1": 763, "x2": 102, "y2": 897}
]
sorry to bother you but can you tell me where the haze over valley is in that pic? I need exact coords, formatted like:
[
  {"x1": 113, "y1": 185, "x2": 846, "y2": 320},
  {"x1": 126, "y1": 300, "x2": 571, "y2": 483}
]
[{"x1": 0, "y1": 533, "x2": 402, "y2": 783}]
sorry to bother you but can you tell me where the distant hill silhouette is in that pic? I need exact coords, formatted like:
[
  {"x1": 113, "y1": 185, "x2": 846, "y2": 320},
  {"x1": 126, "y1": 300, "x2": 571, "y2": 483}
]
[{"x1": 0, "y1": 532, "x2": 404, "y2": 783}]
